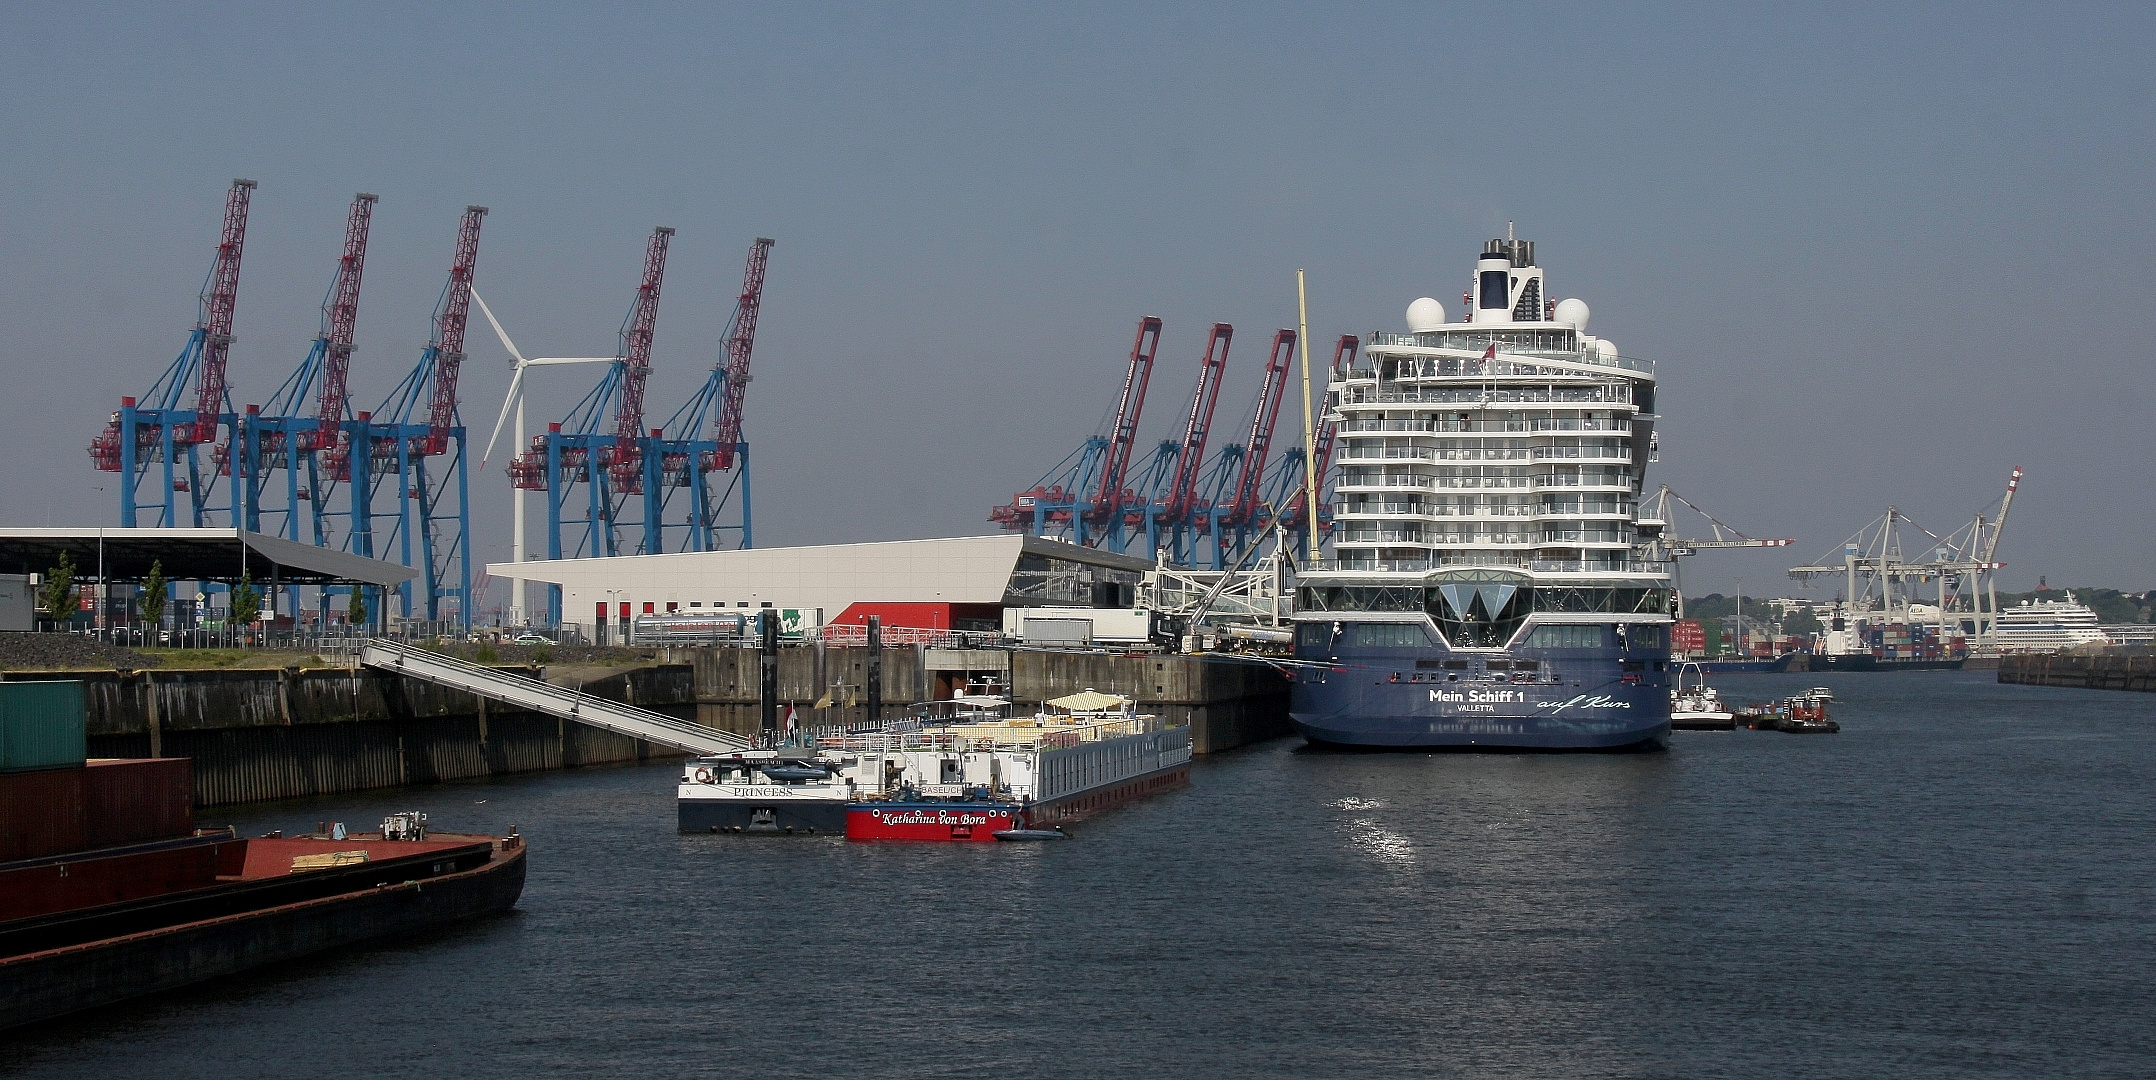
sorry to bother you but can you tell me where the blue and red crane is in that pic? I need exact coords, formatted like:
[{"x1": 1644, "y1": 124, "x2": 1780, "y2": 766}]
[
  {"x1": 365, "y1": 204, "x2": 488, "y2": 627},
  {"x1": 1268, "y1": 334, "x2": 1355, "y2": 550},
  {"x1": 1204, "y1": 328, "x2": 1296, "y2": 567},
  {"x1": 991, "y1": 317, "x2": 1162, "y2": 549},
  {"x1": 90, "y1": 179, "x2": 257, "y2": 527},
  {"x1": 994, "y1": 320, "x2": 1351, "y2": 568},
  {"x1": 509, "y1": 227, "x2": 674, "y2": 626},
  {"x1": 230, "y1": 192, "x2": 378, "y2": 556},
  {"x1": 1156, "y1": 323, "x2": 1234, "y2": 564},
  {"x1": 650, "y1": 237, "x2": 775, "y2": 552}
]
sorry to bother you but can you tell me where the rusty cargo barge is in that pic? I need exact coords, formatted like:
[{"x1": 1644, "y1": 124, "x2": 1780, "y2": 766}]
[{"x1": 1, "y1": 679, "x2": 526, "y2": 1031}]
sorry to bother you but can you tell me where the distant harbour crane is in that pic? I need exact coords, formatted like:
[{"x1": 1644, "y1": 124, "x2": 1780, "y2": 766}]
[{"x1": 89, "y1": 179, "x2": 257, "y2": 528}]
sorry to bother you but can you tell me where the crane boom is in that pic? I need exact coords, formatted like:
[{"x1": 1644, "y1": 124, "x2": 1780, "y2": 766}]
[
  {"x1": 1089, "y1": 316, "x2": 1163, "y2": 529},
  {"x1": 1225, "y1": 329, "x2": 1294, "y2": 526},
  {"x1": 1162, "y1": 324, "x2": 1233, "y2": 524},
  {"x1": 709, "y1": 237, "x2": 774, "y2": 472},
  {"x1": 608, "y1": 226, "x2": 674, "y2": 490},
  {"x1": 1285, "y1": 335, "x2": 1354, "y2": 530},
  {"x1": 1980, "y1": 466, "x2": 2022, "y2": 564},
  {"x1": 422, "y1": 206, "x2": 487, "y2": 455},
  {"x1": 313, "y1": 193, "x2": 377, "y2": 475},
  {"x1": 190, "y1": 179, "x2": 258, "y2": 445}
]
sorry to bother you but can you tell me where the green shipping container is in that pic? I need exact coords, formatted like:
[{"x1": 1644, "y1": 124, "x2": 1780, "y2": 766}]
[{"x1": 0, "y1": 681, "x2": 88, "y2": 773}]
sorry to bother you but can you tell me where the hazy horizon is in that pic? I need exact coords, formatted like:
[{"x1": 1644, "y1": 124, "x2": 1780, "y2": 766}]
[{"x1": 5, "y1": 3, "x2": 2151, "y2": 603}]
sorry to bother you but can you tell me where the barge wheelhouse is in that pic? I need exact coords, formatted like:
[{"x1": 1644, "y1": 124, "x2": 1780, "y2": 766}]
[{"x1": 1290, "y1": 233, "x2": 1674, "y2": 749}]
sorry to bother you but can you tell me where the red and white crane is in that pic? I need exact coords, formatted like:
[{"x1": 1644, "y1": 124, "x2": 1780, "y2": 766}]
[{"x1": 1161, "y1": 323, "x2": 1234, "y2": 528}]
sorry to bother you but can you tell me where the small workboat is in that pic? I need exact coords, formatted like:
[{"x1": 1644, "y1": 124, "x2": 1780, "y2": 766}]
[
  {"x1": 1669, "y1": 663, "x2": 1736, "y2": 730},
  {"x1": 992, "y1": 828, "x2": 1068, "y2": 842}
]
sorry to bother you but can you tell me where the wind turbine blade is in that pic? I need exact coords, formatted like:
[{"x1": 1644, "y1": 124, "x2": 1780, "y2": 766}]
[
  {"x1": 479, "y1": 363, "x2": 528, "y2": 471},
  {"x1": 469, "y1": 287, "x2": 526, "y2": 364},
  {"x1": 526, "y1": 357, "x2": 620, "y2": 366}
]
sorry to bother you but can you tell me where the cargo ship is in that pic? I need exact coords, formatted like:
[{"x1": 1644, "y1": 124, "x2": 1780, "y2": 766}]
[
  {"x1": 1, "y1": 680, "x2": 525, "y2": 1029},
  {"x1": 840, "y1": 692, "x2": 1191, "y2": 841},
  {"x1": 1291, "y1": 232, "x2": 1674, "y2": 749}
]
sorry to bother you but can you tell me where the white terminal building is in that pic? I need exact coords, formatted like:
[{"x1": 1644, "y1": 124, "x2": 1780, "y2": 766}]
[{"x1": 489, "y1": 534, "x2": 1153, "y2": 643}]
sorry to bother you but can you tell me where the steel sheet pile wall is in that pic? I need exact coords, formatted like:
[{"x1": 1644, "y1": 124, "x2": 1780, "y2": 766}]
[
  {"x1": 688, "y1": 646, "x2": 1287, "y2": 753},
  {"x1": 1010, "y1": 652, "x2": 1289, "y2": 754},
  {"x1": 0, "y1": 664, "x2": 696, "y2": 808},
  {"x1": 1999, "y1": 652, "x2": 2156, "y2": 692}
]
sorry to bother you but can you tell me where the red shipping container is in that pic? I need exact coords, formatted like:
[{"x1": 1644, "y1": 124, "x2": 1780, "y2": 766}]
[
  {"x1": 0, "y1": 837, "x2": 233, "y2": 921},
  {"x1": 0, "y1": 766, "x2": 87, "y2": 862},
  {"x1": 82, "y1": 758, "x2": 194, "y2": 849}
]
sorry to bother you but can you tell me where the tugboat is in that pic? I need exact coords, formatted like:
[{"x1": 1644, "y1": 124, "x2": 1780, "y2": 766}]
[
  {"x1": 1668, "y1": 662, "x2": 1735, "y2": 730},
  {"x1": 841, "y1": 691, "x2": 1191, "y2": 841},
  {"x1": 1739, "y1": 688, "x2": 1839, "y2": 733}
]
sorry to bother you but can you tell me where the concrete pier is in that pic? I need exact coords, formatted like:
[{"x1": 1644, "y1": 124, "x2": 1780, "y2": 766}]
[{"x1": 0, "y1": 647, "x2": 1289, "y2": 806}]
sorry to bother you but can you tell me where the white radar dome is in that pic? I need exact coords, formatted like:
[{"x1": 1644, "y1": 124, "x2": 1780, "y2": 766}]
[
  {"x1": 1406, "y1": 297, "x2": 1447, "y2": 332},
  {"x1": 1554, "y1": 298, "x2": 1590, "y2": 331},
  {"x1": 1593, "y1": 338, "x2": 1619, "y2": 360}
]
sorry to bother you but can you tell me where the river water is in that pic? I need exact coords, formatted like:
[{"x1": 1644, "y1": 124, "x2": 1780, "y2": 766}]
[{"x1": 7, "y1": 670, "x2": 2154, "y2": 1078}]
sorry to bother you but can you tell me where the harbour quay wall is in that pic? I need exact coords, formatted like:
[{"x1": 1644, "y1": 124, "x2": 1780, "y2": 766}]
[
  {"x1": 688, "y1": 646, "x2": 1290, "y2": 755},
  {"x1": 0, "y1": 646, "x2": 1288, "y2": 808},
  {"x1": 1998, "y1": 652, "x2": 2156, "y2": 692},
  {"x1": 0, "y1": 665, "x2": 693, "y2": 807}
]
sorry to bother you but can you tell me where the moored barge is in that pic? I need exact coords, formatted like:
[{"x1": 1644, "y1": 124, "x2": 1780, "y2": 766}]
[{"x1": 841, "y1": 692, "x2": 1192, "y2": 841}]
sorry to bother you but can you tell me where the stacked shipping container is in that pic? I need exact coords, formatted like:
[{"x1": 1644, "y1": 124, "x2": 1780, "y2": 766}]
[{"x1": 0, "y1": 682, "x2": 196, "y2": 863}]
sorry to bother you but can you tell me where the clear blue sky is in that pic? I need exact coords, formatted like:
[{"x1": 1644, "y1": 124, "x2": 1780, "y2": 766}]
[{"x1": 3, "y1": 2, "x2": 2150, "y2": 596}]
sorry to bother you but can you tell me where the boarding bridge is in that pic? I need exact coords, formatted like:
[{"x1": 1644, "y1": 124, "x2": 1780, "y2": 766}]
[{"x1": 359, "y1": 640, "x2": 749, "y2": 755}]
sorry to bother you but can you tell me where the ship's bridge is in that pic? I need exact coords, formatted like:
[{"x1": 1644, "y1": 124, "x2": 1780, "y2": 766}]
[{"x1": 1295, "y1": 568, "x2": 1672, "y2": 648}]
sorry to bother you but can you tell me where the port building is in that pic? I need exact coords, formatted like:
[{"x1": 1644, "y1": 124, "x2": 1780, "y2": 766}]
[{"x1": 489, "y1": 535, "x2": 1153, "y2": 641}]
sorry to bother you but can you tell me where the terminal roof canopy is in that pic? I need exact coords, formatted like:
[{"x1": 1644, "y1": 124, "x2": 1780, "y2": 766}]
[{"x1": 0, "y1": 528, "x2": 419, "y2": 586}]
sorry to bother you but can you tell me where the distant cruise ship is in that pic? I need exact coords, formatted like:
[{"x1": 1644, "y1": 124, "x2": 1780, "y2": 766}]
[
  {"x1": 1994, "y1": 593, "x2": 2112, "y2": 652},
  {"x1": 1290, "y1": 232, "x2": 1672, "y2": 750}
]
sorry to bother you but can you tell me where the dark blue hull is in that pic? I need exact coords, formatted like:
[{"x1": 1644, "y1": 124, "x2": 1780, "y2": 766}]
[{"x1": 1290, "y1": 644, "x2": 1671, "y2": 751}]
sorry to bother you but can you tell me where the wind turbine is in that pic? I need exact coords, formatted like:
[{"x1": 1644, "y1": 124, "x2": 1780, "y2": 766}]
[{"x1": 469, "y1": 287, "x2": 616, "y2": 626}]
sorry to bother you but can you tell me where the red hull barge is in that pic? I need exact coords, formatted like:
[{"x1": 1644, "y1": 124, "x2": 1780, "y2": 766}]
[{"x1": 846, "y1": 803, "x2": 1019, "y2": 842}]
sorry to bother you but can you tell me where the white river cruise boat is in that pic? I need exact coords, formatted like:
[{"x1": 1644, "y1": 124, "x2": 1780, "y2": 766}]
[{"x1": 1291, "y1": 231, "x2": 1674, "y2": 749}]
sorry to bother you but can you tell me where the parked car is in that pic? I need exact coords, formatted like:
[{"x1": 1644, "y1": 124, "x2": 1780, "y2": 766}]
[{"x1": 511, "y1": 633, "x2": 552, "y2": 646}]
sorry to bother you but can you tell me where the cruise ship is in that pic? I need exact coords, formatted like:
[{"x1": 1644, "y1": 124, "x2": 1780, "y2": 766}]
[
  {"x1": 1290, "y1": 233, "x2": 1673, "y2": 749},
  {"x1": 1994, "y1": 593, "x2": 2112, "y2": 653}
]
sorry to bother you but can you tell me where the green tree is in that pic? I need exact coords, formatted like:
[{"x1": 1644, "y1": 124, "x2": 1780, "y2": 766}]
[
  {"x1": 347, "y1": 585, "x2": 368, "y2": 628},
  {"x1": 229, "y1": 570, "x2": 260, "y2": 629},
  {"x1": 1781, "y1": 608, "x2": 1823, "y2": 638},
  {"x1": 140, "y1": 560, "x2": 168, "y2": 628},
  {"x1": 39, "y1": 552, "x2": 77, "y2": 626}
]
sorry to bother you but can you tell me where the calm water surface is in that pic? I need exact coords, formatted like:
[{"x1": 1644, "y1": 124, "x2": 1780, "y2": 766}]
[{"x1": 7, "y1": 670, "x2": 2154, "y2": 1078}]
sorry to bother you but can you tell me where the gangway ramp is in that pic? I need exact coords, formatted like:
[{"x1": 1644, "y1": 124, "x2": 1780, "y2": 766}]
[{"x1": 359, "y1": 640, "x2": 749, "y2": 755}]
